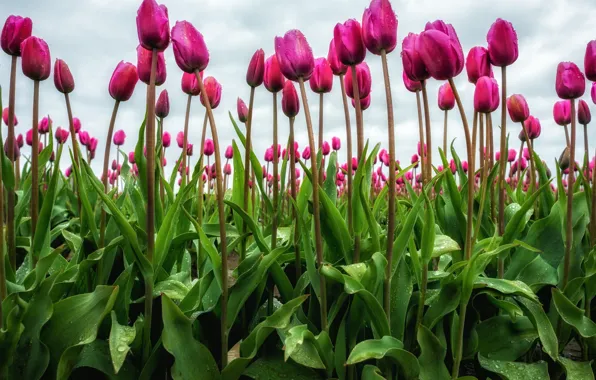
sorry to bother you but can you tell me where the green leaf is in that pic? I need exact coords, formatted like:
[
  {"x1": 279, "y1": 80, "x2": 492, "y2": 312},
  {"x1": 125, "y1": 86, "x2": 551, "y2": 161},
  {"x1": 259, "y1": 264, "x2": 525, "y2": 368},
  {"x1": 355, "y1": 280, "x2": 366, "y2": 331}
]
[
  {"x1": 417, "y1": 325, "x2": 450, "y2": 380},
  {"x1": 476, "y1": 316, "x2": 537, "y2": 361},
  {"x1": 478, "y1": 355, "x2": 549, "y2": 380},
  {"x1": 391, "y1": 258, "x2": 413, "y2": 341},
  {"x1": 361, "y1": 365, "x2": 385, "y2": 380},
  {"x1": 283, "y1": 325, "x2": 328, "y2": 370},
  {"x1": 558, "y1": 357, "x2": 594, "y2": 380},
  {"x1": 421, "y1": 192, "x2": 436, "y2": 264},
  {"x1": 552, "y1": 288, "x2": 596, "y2": 338},
  {"x1": 474, "y1": 277, "x2": 538, "y2": 301},
  {"x1": 109, "y1": 311, "x2": 136, "y2": 374},
  {"x1": 243, "y1": 354, "x2": 322, "y2": 380},
  {"x1": 347, "y1": 336, "x2": 419, "y2": 379},
  {"x1": 515, "y1": 297, "x2": 558, "y2": 361},
  {"x1": 161, "y1": 294, "x2": 220, "y2": 380}
]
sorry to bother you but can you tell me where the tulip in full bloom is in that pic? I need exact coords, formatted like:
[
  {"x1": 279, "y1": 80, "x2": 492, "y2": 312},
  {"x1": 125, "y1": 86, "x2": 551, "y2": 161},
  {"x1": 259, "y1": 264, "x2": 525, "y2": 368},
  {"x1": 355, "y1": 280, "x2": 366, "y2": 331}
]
[
  {"x1": 156, "y1": 89, "x2": 170, "y2": 118},
  {"x1": 418, "y1": 20, "x2": 464, "y2": 80},
  {"x1": 327, "y1": 39, "x2": 348, "y2": 76},
  {"x1": 204, "y1": 139, "x2": 214, "y2": 156},
  {"x1": 438, "y1": 82, "x2": 455, "y2": 111},
  {"x1": 486, "y1": 18, "x2": 518, "y2": 67},
  {"x1": 555, "y1": 62, "x2": 585, "y2": 100},
  {"x1": 162, "y1": 131, "x2": 171, "y2": 147},
  {"x1": 136, "y1": 0, "x2": 170, "y2": 51},
  {"x1": 137, "y1": 45, "x2": 167, "y2": 85},
  {"x1": 275, "y1": 29, "x2": 315, "y2": 81},
  {"x1": 54, "y1": 59, "x2": 75, "y2": 94},
  {"x1": 334, "y1": 19, "x2": 366, "y2": 65},
  {"x1": 200, "y1": 76, "x2": 222, "y2": 109},
  {"x1": 332, "y1": 136, "x2": 341, "y2": 150},
  {"x1": 506, "y1": 94, "x2": 530, "y2": 122},
  {"x1": 246, "y1": 49, "x2": 265, "y2": 87},
  {"x1": 237, "y1": 97, "x2": 248, "y2": 123},
  {"x1": 54, "y1": 127, "x2": 69, "y2": 144},
  {"x1": 109, "y1": 62, "x2": 139, "y2": 102},
  {"x1": 113, "y1": 130, "x2": 126, "y2": 146},
  {"x1": 309, "y1": 58, "x2": 333, "y2": 93},
  {"x1": 578, "y1": 99, "x2": 591, "y2": 125},
  {"x1": 21, "y1": 36, "x2": 51, "y2": 81},
  {"x1": 553, "y1": 100, "x2": 571, "y2": 126},
  {"x1": 171, "y1": 21, "x2": 209, "y2": 73},
  {"x1": 2, "y1": 108, "x2": 17, "y2": 126},
  {"x1": 361, "y1": 0, "x2": 398, "y2": 55},
  {"x1": 474, "y1": 76, "x2": 500, "y2": 113},
  {"x1": 344, "y1": 62, "x2": 372, "y2": 99},
  {"x1": 1, "y1": 15, "x2": 32, "y2": 56},
  {"x1": 282, "y1": 81, "x2": 300, "y2": 118},
  {"x1": 466, "y1": 46, "x2": 492, "y2": 84}
]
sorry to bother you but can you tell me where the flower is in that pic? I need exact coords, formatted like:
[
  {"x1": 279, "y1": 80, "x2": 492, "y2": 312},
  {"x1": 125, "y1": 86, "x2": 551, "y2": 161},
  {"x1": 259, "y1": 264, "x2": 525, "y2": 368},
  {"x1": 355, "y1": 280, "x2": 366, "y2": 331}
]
[
  {"x1": 136, "y1": 0, "x2": 170, "y2": 51},
  {"x1": 237, "y1": 97, "x2": 248, "y2": 123},
  {"x1": 438, "y1": 82, "x2": 455, "y2": 111},
  {"x1": 474, "y1": 76, "x2": 500, "y2": 113},
  {"x1": 199, "y1": 76, "x2": 222, "y2": 109},
  {"x1": 21, "y1": 36, "x2": 51, "y2": 81},
  {"x1": 281, "y1": 81, "x2": 300, "y2": 118},
  {"x1": 137, "y1": 45, "x2": 167, "y2": 85},
  {"x1": 361, "y1": 0, "x2": 398, "y2": 55},
  {"x1": 109, "y1": 61, "x2": 139, "y2": 102},
  {"x1": 555, "y1": 62, "x2": 585, "y2": 100},
  {"x1": 246, "y1": 48, "x2": 265, "y2": 87},
  {"x1": 309, "y1": 57, "x2": 333, "y2": 93},
  {"x1": 334, "y1": 19, "x2": 367, "y2": 65},
  {"x1": 113, "y1": 129, "x2": 126, "y2": 146},
  {"x1": 506, "y1": 94, "x2": 530, "y2": 122},
  {"x1": 274, "y1": 29, "x2": 315, "y2": 81},
  {"x1": 465, "y1": 46, "x2": 492, "y2": 84},
  {"x1": 1, "y1": 15, "x2": 32, "y2": 56},
  {"x1": 156, "y1": 89, "x2": 170, "y2": 118},
  {"x1": 486, "y1": 18, "x2": 518, "y2": 67},
  {"x1": 171, "y1": 20, "x2": 209, "y2": 73},
  {"x1": 54, "y1": 59, "x2": 75, "y2": 93},
  {"x1": 418, "y1": 20, "x2": 464, "y2": 80},
  {"x1": 553, "y1": 100, "x2": 571, "y2": 126},
  {"x1": 344, "y1": 62, "x2": 372, "y2": 99}
]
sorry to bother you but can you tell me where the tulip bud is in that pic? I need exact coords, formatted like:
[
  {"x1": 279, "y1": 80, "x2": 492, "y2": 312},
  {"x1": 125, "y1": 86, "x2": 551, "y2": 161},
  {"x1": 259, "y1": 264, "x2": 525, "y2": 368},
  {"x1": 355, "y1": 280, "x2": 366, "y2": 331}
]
[
  {"x1": 225, "y1": 145, "x2": 233, "y2": 159},
  {"x1": 525, "y1": 116, "x2": 541, "y2": 140},
  {"x1": 553, "y1": 100, "x2": 571, "y2": 126},
  {"x1": 332, "y1": 136, "x2": 341, "y2": 151},
  {"x1": 171, "y1": 21, "x2": 209, "y2": 73},
  {"x1": 322, "y1": 141, "x2": 331, "y2": 156},
  {"x1": 486, "y1": 18, "x2": 518, "y2": 67},
  {"x1": 264, "y1": 147, "x2": 273, "y2": 162},
  {"x1": 21, "y1": 36, "x2": 51, "y2": 81},
  {"x1": 362, "y1": 0, "x2": 398, "y2": 55},
  {"x1": 418, "y1": 20, "x2": 464, "y2": 80},
  {"x1": 351, "y1": 94, "x2": 371, "y2": 110},
  {"x1": 181, "y1": 71, "x2": 201, "y2": 96},
  {"x1": 203, "y1": 139, "x2": 214, "y2": 156},
  {"x1": 506, "y1": 94, "x2": 530, "y2": 122},
  {"x1": 136, "y1": 0, "x2": 170, "y2": 51},
  {"x1": 54, "y1": 127, "x2": 69, "y2": 144},
  {"x1": 585, "y1": 41, "x2": 596, "y2": 82},
  {"x1": 112, "y1": 159, "x2": 118, "y2": 171},
  {"x1": 4, "y1": 137, "x2": 20, "y2": 161},
  {"x1": 176, "y1": 131, "x2": 184, "y2": 148},
  {"x1": 224, "y1": 163, "x2": 232, "y2": 175},
  {"x1": 109, "y1": 61, "x2": 139, "y2": 102},
  {"x1": 523, "y1": 147, "x2": 530, "y2": 160},
  {"x1": 78, "y1": 131, "x2": 89, "y2": 146},
  {"x1": 401, "y1": 33, "x2": 429, "y2": 82},
  {"x1": 417, "y1": 142, "x2": 427, "y2": 157},
  {"x1": 113, "y1": 129, "x2": 126, "y2": 146},
  {"x1": 578, "y1": 99, "x2": 591, "y2": 125},
  {"x1": 237, "y1": 97, "x2": 248, "y2": 123},
  {"x1": 162, "y1": 131, "x2": 171, "y2": 148},
  {"x1": 344, "y1": 62, "x2": 372, "y2": 99},
  {"x1": 282, "y1": 81, "x2": 300, "y2": 118},
  {"x1": 137, "y1": 45, "x2": 166, "y2": 85},
  {"x1": 54, "y1": 59, "x2": 75, "y2": 94},
  {"x1": 275, "y1": 30, "x2": 315, "y2": 81},
  {"x1": 559, "y1": 146, "x2": 570, "y2": 171},
  {"x1": 1, "y1": 15, "x2": 32, "y2": 56},
  {"x1": 73, "y1": 117, "x2": 81, "y2": 133},
  {"x1": 200, "y1": 76, "x2": 222, "y2": 109},
  {"x1": 474, "y1": 76, "x2": 500, "y2": 113},
  {"x1": 507, "y1": 148, "x2": 517, "y2": 163},
  {"x1": 309, "y1": 58, "x2": 333, "y2": 93},
  {"x1": 556, "y1": 62, "x2": 586, "y2": 100},
  {"x1": 327, "y1": 39, "x2": 348, "y2": 76},
  {"x1": 438, "y1": 82, "x2": 455, "y2": 111},
  {"x1": 334, "y1": 19, "x2": 366, "y2": 65},
  {"x1": 16, "y1": 133, "x2": 23, "y2": 148},
  {"x1": 302, "y1": 147, "x2": 311, "y2": 160},
  {"x1": 402, "y1": 71, "x2": 421, "y2": 92},
  {"x1": 246, "y1": 49, "x2": 265, "y2": 87},
  {"x1": 186, "y1": 143, "x2": 193, "y2": 156},
  {"x1": 411, "y1": 153, "x2": 419, "y2": 168},
  {"x1": 65, "y1": 166, "x2": 72, "y2": 178},
  {"x1": 38, "y1": 116, "x2": 51, "y2": 134},
  {"x1": 465, "y1": 46, "x2": 492, "y2": 84},
  {"x1": 2, "y1": 108, "x2": 17, "y2": 126},
  {"x1": 89, "y1": 137, "x2": 98, "y2": 153},
  {"x1": 156, "y1": 89, "x2": 170, "y2": 118},
  {"x1": 263, "y1": 54, "x2": 285, "y2": 93},
  {"x1": 129, "y1": 151, "x2": 136, "y2": 164}
]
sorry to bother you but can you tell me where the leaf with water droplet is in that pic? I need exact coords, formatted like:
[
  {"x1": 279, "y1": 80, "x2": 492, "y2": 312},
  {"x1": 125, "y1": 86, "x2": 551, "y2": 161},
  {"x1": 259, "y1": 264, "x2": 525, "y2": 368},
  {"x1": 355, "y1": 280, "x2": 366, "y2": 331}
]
[{"x1": 109, "y1": 311, "x2": 137, "y2": 374}]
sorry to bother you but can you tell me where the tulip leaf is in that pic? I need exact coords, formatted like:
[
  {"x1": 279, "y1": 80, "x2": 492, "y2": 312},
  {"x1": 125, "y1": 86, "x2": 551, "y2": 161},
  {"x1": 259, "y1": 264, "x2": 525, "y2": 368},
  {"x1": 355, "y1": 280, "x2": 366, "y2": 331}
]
[
  {"x1": 478, "y1": 355, "x2": 549, "y2": 380},
  {"x1": 347, "y1": 336, "x2": 419, "y2": 380}
]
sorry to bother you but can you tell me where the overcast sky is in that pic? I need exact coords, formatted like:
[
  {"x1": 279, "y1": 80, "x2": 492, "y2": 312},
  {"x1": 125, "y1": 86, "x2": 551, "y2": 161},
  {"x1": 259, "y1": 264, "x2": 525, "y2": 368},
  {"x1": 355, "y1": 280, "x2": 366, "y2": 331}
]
[{"x1": 2, "y1": 0, "x2": 596, "y2": 178}]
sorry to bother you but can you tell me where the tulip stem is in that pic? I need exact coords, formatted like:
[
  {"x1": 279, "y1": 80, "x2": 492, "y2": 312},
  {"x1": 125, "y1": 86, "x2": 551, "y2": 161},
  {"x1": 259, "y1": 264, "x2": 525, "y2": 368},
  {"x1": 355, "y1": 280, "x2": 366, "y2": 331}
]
[
  {"x1": 592, "y1": 148, "x2": 596, "y2": 247},
  {"x1": 241, "y1": 87, "x2": 255, "y2": 262},
  {"x1": 289, "y1": 117, "x2": 300, "y2": 280},
  {"x1": 6, "y1": 56, "x2": 17, "y2": 272},
  {"x1": 584, "y1": 124, "x2": 589, "y2": 172},
  {"x1": 451, "y1": 302, "x2": 468, "y2": 379},
  {"x1": 31, "y1": 80, "x2": 40, "y2": 267},
  {"x1": 272, "y1": 92, "x2": 279, "y2": 250},
  {"x1": 381, "y1": 50, "x2": 396, "y2": 321},
  {"x1": 0, "y1": 116, "x2": 6, "y2": 305},
  {"x1": 421, "y1": 80, "x2": 432, "y2": 184},
  {"x1": 159, "y1": 116, "x2": 165, "y2": 203},
  {"x1": 443, "y1": 109, "x2": 448, "y2": 158},
  {"x1": 100, "y1": 100, "x2": 120, "y2": 248},
  {"x1": 196, "y1": 70, "x2": 229, "y2": 368},
  {"x1": 497, "y1": 67, "x2": 508, "y2": 278},
  {"x1": 564, "y1": 124, "x2": 571, "y2": 148},
  {"x1": 339, "y1": 74, "x2": 353, "y2": 236},
  {"x1": 521, "y1": 122, "x2": 536, "y2": 194},
  {"x1": 197, "y1": 113, "x2": 209, "y2": 236},
  {"x1": 298, "y1": 77, "x2": 327, "y2": 332},
  {"x1": 563, "y1": 99, "x2": 577, "y2": 289},
  {"x1": 142, "y1": 49, "x2": 158, "y2": 364},
  {"x1": 516, "y1": 141, "x2": 524, "y2": 184},
  {"x1": 448, "y1": 79, "x2": 474, "y2": 260},
  {"x1": 416, "y1": 90, "x2": 426, "y2": 182},
  {"x1": 474, "y1": 114, "x2": 490, "y2": 243},
  {"x1": 181, "y1": 94, "x2": 192, "y2": 188}
]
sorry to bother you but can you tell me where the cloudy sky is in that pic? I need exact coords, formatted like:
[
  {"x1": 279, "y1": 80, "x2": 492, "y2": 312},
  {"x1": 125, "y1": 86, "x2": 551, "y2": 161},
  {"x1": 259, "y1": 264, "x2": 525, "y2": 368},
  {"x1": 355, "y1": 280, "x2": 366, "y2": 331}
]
[{"x1": 2, "y1": 0, "x2": 596, "y2": 178}]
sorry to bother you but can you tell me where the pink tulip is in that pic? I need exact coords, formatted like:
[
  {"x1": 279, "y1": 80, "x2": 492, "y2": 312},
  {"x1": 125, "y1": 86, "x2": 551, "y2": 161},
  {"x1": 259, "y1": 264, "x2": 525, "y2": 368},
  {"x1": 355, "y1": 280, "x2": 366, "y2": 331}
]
[
  {"x1": 584, "y1": 40, "x2": 596, "y2": 82},
  {"x1": 136, "y1": 0, "x2": 170, "y2": 51},
  {"x1": 2, "y1": 108, "x2": 17, "y2": 126},
  {"x1": 411, "y1": 153, "x2": 419, "y2": 168},
  {"x1": 556, "y1": 62, "x2": 585, "y2": 100},
  {"x1": 275, "y1": 29, "x2": 315, "y2": 81},
  {"x1": 351, "y1": 94, "x2": 371, "y2": 110},
  {"x1": 204, "y1": 139, "x2": 214, "y2": 156},
  {"x1": 402, "y1": 33, "x2": 429, "y2": 82},
  {"x1": 73, "y1": 117, "x2": 81, "y2": 133},
  {"x1": 137, "y1": 45, "x2": 166, "y2": 85},
  {"x1": 344, "y1": 62, "x2": 372, "y2": 99},
  {"x1": 21, "y1": 36, "x2": 51, "y2": 81},
  {"x1": 246, "y1": 48, "x2": 265, "y2": 87},
  {"x1": 507, "y1": 94, "x2": 530, "y2": 122},
  {"x1": 113, "y1": 129, "x2": 126, "y2": 146},
  {"x1": 237, "y1": 97, "x2": 248, "y2": 123},
  {"x1": 474, "y1": 76, "x2": 500, "y2": 113},
  {"x1": 263, "y1": 54, "x2": 285, "y2": 92},
  {"x1": 362, "y1": 0, "x2": 398, "y2": 55},
  {"x1": 578, "y1": 99, "x2": 591, "y2": 125},
  {"x1": 109, "y1": 61, "x2": 139, "y2": 102},
  {"x1": 78, "y1": 131, "x2": 89, "y2": 146},
  {"x1": 525, "y1": 116, "x2": 541, "y2": 140},
  {"x1": 507, "y1": 148, "x2": 516, "y2": 162},
  {"x1": 282, "y1": 81, "x2": 300, "y2": 118},
  {"x1": 322, "y1": 141, "x2": 331, "y2": 156},
  {"x1": 186, "y1": 143, "x2": 193, "y2": 156},
  {"x1": 418, "y1": 20, "x2": 464, "y2": 80},
  {"x1": 200, "y1": 76, "x2": 222, "y2": 109},
  {"x1": 54, "y1": 59, "x2": 75, "y2": 94},
  {"x1": 264, "y1": 147, "x2": 274, "y2": 162},
  {"x1": 176, "y1": 131, "x2": 184, "y2": 148},
  {"x1": 309, "y1": 58, "x2": 333, "y2": 93},
  {"x1": 224, "y1": 163, "x2": 232, "y2": 175},
  {"x1": 38, "y1": 116, "x2": 51, "y2": 134},
  {"x1": 171, "y1": 20, "x2": 209, "y2": 73},
  {"x1": 54, "y1": 127, "x2": 69, "y2": 144},
  {"x1": 162, "y1": 131, "x2": 171, "y2": 147},
  {"x1": 487, "y1": 18, "x2": 518, "y2": 67},
  {"x1": 302, "y1": 146, "x2": 311, "y2": 160},
  {"x1": 181, "y1": 71, "x2": 201, "y2": 96},
  {"x1": 327, "y1": 39, "x2": 348, "y2": 76},
  {"x1": 1, "y1": 15, "x2": 32, "y2": 56},
  {"x1": 156, "y1": 89, "x2": 170, "y2": 118},
  {"x1": 466, "y1": 46, "x2": 492, "y2": 84},
  {"x1": 402, "y1": 71, "x2": 421, "y2": 92},
  {"x1": 129, "y1": 151, "x2": 136, "y2": 164},
  {"x1": 332, "y1": 136, "x2": 341, "y2": 150},
  {"x1": 334, "y1": 19, "x2": 366, "y2": 65},
  {"x1": 438, "y1": 82, "x2": 455, "y2": 111},
  {"x1": 553, "y1": 100, "x2": 571, "y2": 126}
]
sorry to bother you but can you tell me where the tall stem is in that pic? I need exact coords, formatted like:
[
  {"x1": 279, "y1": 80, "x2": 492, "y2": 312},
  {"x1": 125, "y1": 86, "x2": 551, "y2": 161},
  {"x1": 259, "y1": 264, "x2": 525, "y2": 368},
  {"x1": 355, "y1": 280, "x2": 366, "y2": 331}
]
[
  {"x1": 318, "y1": 93, "x2": 324, "y2": 152},
  {"x1": 448, "y1": 79, "x2": 474, "y2": 260},
  {"x1": 421, "y1": 81, "x2": 432, "y2": 183},
  {"x1": 584, "y1": 124, "x2": 589, "y2": 172},
  {"x1": 517, "y1": 141, "x2": 524, "y2": 184},
  {"x1": 339, "y1": 74, "x2": 353, "y2": 235},
  {"x1": 497, "y1": 67, "x2": 508, "y2": 278},
  {"x1": 100, "y1": 100, "x2": 120, "y2": 247},
  {"x1": 563, "y1": 99, "x2": 577, "y2": 288},
  {"x1": 592, "y1": 148, "x2": 596, "y2": 247},
  {"x1": 416, "y1": 90, "x2": 426, "y2": 182},
  {"x1": 451, "y1": 302, "x2": 468, "y2": 379},
  {"x1": 272, "y1": 92, "x2": 279, "y2": 249},
  {"x1": 443, "y1": 109, "x2": 448, "y2": 157},
  {"x1": 350, "y1": 65, "x2": 364, "y2": 158},
  {"x1": 6, "y1": 56, "x2": 17, "y2": 271},
  {"x1": 564, "y1": 124, "x2": 571, "y2": 147},
  {"x1": 381, "y1": 50, "x2": 396, "y2": 319},
  {"x1": 0, "y1": 122, "x2": 5, "y2": 305},
  {"x1": 298, "y1": 77, "x2": 327, "y2": 331},
  {"x1": 289, "y1": 117, "x2": 300, "y2": 280},
  {"x1": 159, "y1": 117, "x2": 165, "y2": 202},
  {"x1": 241, "y1": 87, "x2": 256, "y2": 261},
  {"x1": 521, "y1": 122, "x2": 536, "y2": 194},
  {"x1": 31, "y1": 80, "x2": 40, "y2": 266},
  {"x1": 142, "y1": 49, "x2": 158, "y2": 364},
  {"x1": 196, "y1": 71, "x2": 229, "y2": 368},
  {"x1": 181, "y1": 94, "x2": 192, "y2": 187},
  {"x1": 197, "y1": 113, "x2": 209, "y2": 225}
]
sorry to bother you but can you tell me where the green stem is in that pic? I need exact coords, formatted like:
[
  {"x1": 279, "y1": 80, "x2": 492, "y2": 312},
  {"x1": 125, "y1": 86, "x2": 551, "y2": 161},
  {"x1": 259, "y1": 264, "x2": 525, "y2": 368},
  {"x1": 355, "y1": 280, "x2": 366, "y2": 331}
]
[
  {"x1": 272, "y1": 92, "x2": 279, "y2": 250},
  {"x1": 416, "y1": 89, "x2": 426, "y2": 183},
  {"x1": 6, "y1": 56, "x2": 17, "y2": 272},
  {"x1": 497, "y1": 67, "x2": 508, "y2": 278},
  {"x1": 451, "y1": 302, "x2": 468, "y2": 379},
  {"x1": 241, "y1": 87, "x2": 256, "y2": 262},
  {"x1": 421, "y1": 80, "x2": 433, "y2": 184},
  {"x1": 415, "y1": 261, "x2": 428, "y2": 338},
  {"x1": 100, "y1": 100, "x2": 120, "y2": 248},
  {"x1": 339, "y1": 74, "x2": 353, "y2": 236},
  {"x1": 289, "y1": 117, "x2": 300, "y2": 281},
  {"x1": 181, "y1": 94, "x2": 192, "y2": 187},
  {"x1": 31, "y1": 80, "x2": 40, "y2": 267},
  {"x1": 443, "y1": 109, "x2": 448, "y2": 159},
  {"x1": 563, "y1": 99, "x2": 577, "y2": 288}
]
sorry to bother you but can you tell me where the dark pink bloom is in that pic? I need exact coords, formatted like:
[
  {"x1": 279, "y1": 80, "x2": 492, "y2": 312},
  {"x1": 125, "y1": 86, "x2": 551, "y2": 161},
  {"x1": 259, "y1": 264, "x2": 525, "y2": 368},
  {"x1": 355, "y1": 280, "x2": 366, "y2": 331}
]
[
  {"x1": 309, "y1": 57, "x2": 333, "y2": 93},
  {"x1": 203, "y1": 139, "x2": 214, "y2": 156},
  {"x1": 171, "y1": 20, "x2": 209, "y2": 73},
  {"x1": 136, "y1": 0, "x2": 170, "y2": 51},
  {"x1": 137, "y1": 45, "x2": 167, "y2": 86},
  {"x1": 486, "y1": 18, "x2": 518, "y2": 67},
  {"x1": 109, "y1": 61, "x2": 139, "y2": 102},
  {"x1": 438, "y1": 82, "x2": 455, "y2": 111},
  {"x1": 246, "y1": 48, "x2": 265, "y2": 87},
  {"x1": 274, "y1": 29, "x2": 315, "y2": 81},
  {"x1": 1, "y1": 15, "x2": 32, "y2": 56},
  {"x1": 237, "y1": 97, "x2": 248, "y2": 123},
  {"x1": 418, "y1": 20, "x2": 464, "y2": 80},
  {"x1": 156, "y1": 89, "x2": 170, "y2": 118},
  {"x1": 54, "y1": 58, "x2": 75, "y2": 94},
  {"x1": 556, "y1": 62, "x2": 585, "y2": 100},
  {"x1": 362, "y1": 0, "x2": 398, "y2": 55},
  {"x1": 21, "y1": 36, "x2": 51, "y2": 81},
  {"x1": 200, "y1": 76, "x2": 222, "y2": 109},
  {"x1": 282, "y1": 81, "x2": 300, "y2": 118},
  {"x1": 113, "y1": 129, "x2": 126, "y2": 146},
  {"x1": 334, "y1": 19, "x2": 366, "y2": 65}
]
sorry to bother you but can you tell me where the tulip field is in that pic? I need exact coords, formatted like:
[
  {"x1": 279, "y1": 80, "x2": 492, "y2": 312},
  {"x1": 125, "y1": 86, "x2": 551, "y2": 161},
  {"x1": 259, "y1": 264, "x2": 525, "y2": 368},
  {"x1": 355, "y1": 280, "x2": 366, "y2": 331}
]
[{"x1": 2, "y1": 0, "x2": 596, "y2": 379}]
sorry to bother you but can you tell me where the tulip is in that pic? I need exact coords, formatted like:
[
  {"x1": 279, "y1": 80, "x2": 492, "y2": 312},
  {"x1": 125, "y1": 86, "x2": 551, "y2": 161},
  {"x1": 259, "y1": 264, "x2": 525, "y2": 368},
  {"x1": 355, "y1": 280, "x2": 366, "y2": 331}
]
[
  {"x1": 4, "y1": 136, "x2": 19, "y2": 161},
  {"x1": 137, "y1": 45, "x2": 166, "y2": 85},
  {"x1": 334, "y1": 19, "x2": 366, "y2": 66},
  {"x1": 38, "y1": 116, "x2": 51, "y2": 134},
  {"x1": 261, "y1": 55, "x2": 285, "y2": 94},
  {"x1": 176, "y1": 131, "x2": 184, "y2": 148},
  {"x1": 402, "y1": 71, "x2": 421, "y2": 92},
  {"x1": 344, "y1": 62, "x2": 371, "y2": 99},
  {"x1": 129, "y1": 151, "x2": 136, "y2": 164},
  {"x1": 322, "y1": 141, "x2": 331, "y2": 156},
  {"x1": 246, "y1": 49, "x2": 265, "y2": 87},
  {"x1": 525, "y1": 116, "x2": 541, "y2": 140},
  {"x1": 54, "y1": 59, "x2": 75, "y2": 94},
  {"x1": 16, "y1": 134, "x2": 23, "y2": 148},
  {"x1": 418, "y1": 20, "x2": 464, "y2": 80},
  {"x1": 462, "y1": 161, "x2": 469, "y2": 173},
  {"x1": 327, "y1": 39, "x2": 348, "y2": 76},
  {"x1": 136, "y1": 0, "x2": 170, "y2": 51},
  {"x1": 156, "y1": 89, "x2": 170, "y2": 118},
  {"x1": 181, "y1": 71, "x2": 201, "y2": 96},
  {"x1": 200, "y1": 76, "x2": 222, "y2": 109},
  {"x1": 54, "y1": 127, "x2": 69, "y2": 144},
  {"x1": 264, "y1": 147, "x2": 274, "y2": 162},
  {"x1": 332, "y1": 136, "x2": 341, "y2": 150},
  {"x1": 507, "y1": 148, "x2": 517, "y2": 163},
  {"x1": 171, "y1": 21, "x2": 209, "y2": 73},
  {"x1": 1, "y1": 15, "x2": 32, "y2": 56},
  {"x1": 506, "y1": 94, "x2": 529, "y2": 123},
  {"x1": 25, "y1": 128, "x2": 33, "y2": 146},
  {"x1": 186, "y1": 143, "x2": 193, "y2": 156},
  {"x1": 466, "y1": 46, "x2": 492, "y2": 84},
  {"x1": 2, "y1": 108, "x2": 17, "y2": 126},
  {"x1": 223, "y1": 163, "x2": 231, "y2": 175},
  {"x1": 282, "y1": 81, "x2": 300, "y2": 118},
  {"x1": 109, "y1": 62, "x2": 139, "y2": 102},
  {"x1": 78, "y1": 131, "x2": 89, "y2": 146},
  {"x1": 21, "y1": 36, "x2": 51, "y2": 81},
  {"x1": 438, "y1": 82, "x2": 455, "y2": 111},
  {"x1": 89, "y1": 137, "x2": 98, "y2": 153},
  {"x1": 204, "y1": 139, "x2": 214, "y2": 156},
  {"x1": 225, "y1": 145, "x2": 233, "y2": 159},
  {"x1": 302, "y1": 147, "x2": 311, "y2": 160},
  {"x1": 556, "y1": 62, "x2": 586, "y2": 100},
  {"x1": 73, "y1": 117, "x2": 81, "y2": 133},
  {"x1": 486, "y1": 18, "x2": 518, "y2": 67},
  {"x1": 578, "y1": 99, "x2": 591, "y2": 125},
  {"x1": 585, "y1": 41, "x2": 596, "y2": 82},
  {"x1": 237, "y1": 97, "x2": 248, "y2": 123},
  {"x1": 162, "y1": 131, "x2": 171, "y2": 148},
  {"x1": 113, "y1": 130, "x2": 126, "y2": 146},
  {"x1": 274, "y1": 29, "x2": 315, "y2": 81},
  {"x1": 474, "y1": 76, "x2": 500, "y2": 113},
  {"x1": 362, "y1": 0, "x2": 398, "y2": 55},
  {"x1": 351, "y1": 94, "x2": 371, "y2": 110},
  {"x1": 401, "y1": 33, "x2": 429, "y2": 82},
  {"x1": 554, "y1": 100, "x2": 572, "y2": 126},
  {"x1": 309, "y1": 58, "x2": 333, "y2": 93}
]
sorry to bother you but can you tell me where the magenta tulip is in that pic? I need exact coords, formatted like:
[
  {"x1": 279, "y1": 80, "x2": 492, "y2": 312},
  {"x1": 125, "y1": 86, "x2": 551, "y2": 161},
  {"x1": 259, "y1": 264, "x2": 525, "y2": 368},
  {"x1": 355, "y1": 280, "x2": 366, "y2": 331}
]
[
  {"x1": 54, "y1": 127, "x2": 69, "y2": 144},
  {"x1": 486, "y1": 18, "x2": 518, "y2": 67},
  {"x1": 507, "y1": 148, "x2": 516, "y2": 162},
  {"x1": 176, "y1": 131, "x2": 184, "y2": 148},
  {"x1": 113, "y1": 129, "x2": 126, "y2": 146},
  {"x1": 344, "y1": 62, "x2": 372, "y2": 99},
  {"x1": 171, "y1": 21, "x2": 209, "y2": 73},
  {"x1": 137, "y1": 45, "x2": 166, "y2": 85},
  {"x1": 584, "y1": 41, "x2": 596, "y2": 82},
  {"x1": 225, "y1": 145, "x2": 233, "y2": 159},
  {"x1": 274, "y1": 29, "x2": 315, "y2": 81},
  {"x1": 578, "y1": 99, "x2": 591, "y2": 125},
  {"x1": 54, "y1": 59, "x2": 75, "y2": 94},
  {"x1": 362, "y1": 0, "x2": 398, "y2": 55},
  {"x1": 156, "y1": 89, "x2": 169, "y2": 118},
  {"x1": 334, "y1": 19, "x2": 366, "y2": 65},
  {"x1": 302, "y1": 146, "x2": 311, "y2": 160},
  {"x1": 438, "y1": 82, "x2": 455, "y2": 111},
  {"x1": 282, "y1": 81, "x2": 300, "y2": 118},
  {"x1": 332, "y1": 136, "x2": 341, "y2": 150},
  {"x1": 1, "y1": 15, "x2": 32, "y2": 56},
  {"x1": 263, "y1": 54, "x2": 285, "y2": 92},
  {"x1": 507, "y1": 94, "x2": 530, "y2": 122},
  {"x1": 351, "y1": 94, "x2": 371, "y2": 110},
  {"x1": 2, "y1": 108, "x2": 17, "y2": 126},
  {"x1": 73, "y1": 117, "x2": 81, "y2": 133},
  {"x1": 21, "y1": 36, "x2": 51, "y2": 81},
  {"x1": 136, "y1": 0, "x2": 170, "y2": 51},
  {"x1": 38, "y1": 116, "x2": 51, "y2": 134},
  {"x1": 204, "y1": 139, "x2": 214, "y2": 156},
  {"x1": 129, "y1": 151, "x2": 136, "y2": 164},
  {"x1": 402, "y1": 71, "x2": 421, "y2": 92},
  {"x1": 246, "y1": 48, "x2": 265, "y2": 87},
  {"x1": 181, "y1": 71, "x2": 200, "y2": 96},
  {"x1": 556, "y1": 62, "x2": 585, "y2": 99},
  {"x1": 525, "y1": 116, "x2": 541, "y2": 139},
  {"x1": 418, "y1": 20, "x2": 464, "y2": 80},
  {"x1": 309, "y1": 57, "x2": 333, "y2": 93},
  {"x1": 466, "y1": 46, "x2": 492, "y2": 84},
  {"x1": 553, "y1": 100, "x2": 572, "y2": 125},
  {"x1": 474, "y1": 76, "x2": 500, "y2": 113},
  {"x1": 199, "y1": 76, "x2": 222, "y2": 109},
  {"x1": 109, "y1": 61, "x2": 139, "y2": 102},
  {"x1": 327, "y1": 39, "x2": 348, "y2": 76},
  {"x1": 78, "y1": 131, "x2": 89, "y2": 146},
  {"x1": 401, "y1": 33, "x2": 429, "y2": 82}
]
